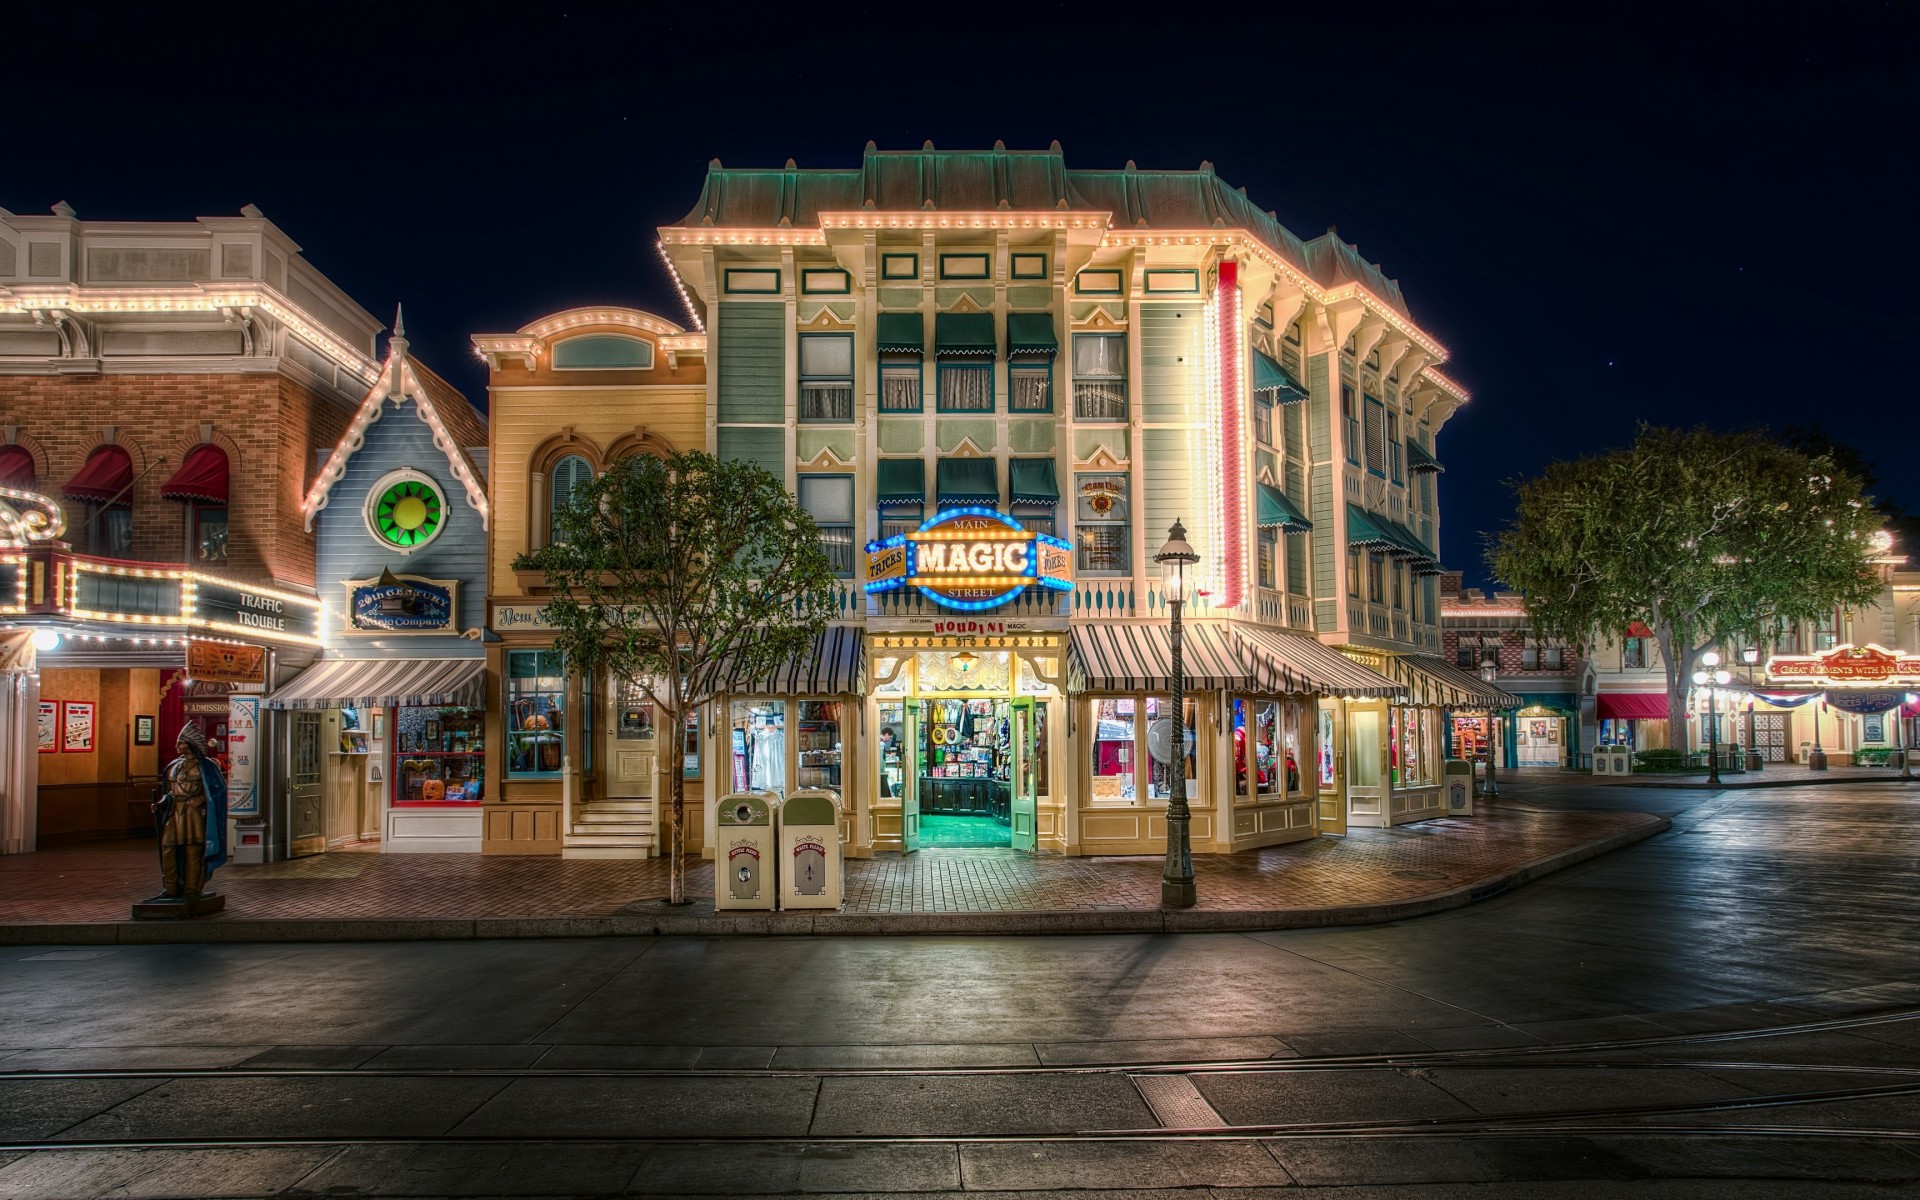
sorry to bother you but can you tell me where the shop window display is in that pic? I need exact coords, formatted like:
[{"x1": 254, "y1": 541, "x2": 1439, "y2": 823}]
[
  {"x1": 1282, "y1": 703, "x2": 1303, "y2": 793},
  {"x1": 1090, "y1": 698, "x2": 1136, "y2": 802},
  {"x1": 1145, "y1": 696, "x2": 1196, "y2": 801},
  {"x1": 918, "y1": 698, "x2": 1012, "y2": 826},
  {"x1": 731, "y1": 700, "x2": 787, "y2": 796},
  {"x1": 1256, "y1": 701, "x2": 1284, "y2": 796},
  {"x1": 394, "y1": 706, "x2": 485, "y2": 804},
  {"x1": 505, "y1": 649, "x2": 565, "y2": 778},
  {"x1": 878, "y1": 701, "x2": 905, "y2": 799},
  {"x1": 1318, "y1": 708, "x2": 1336, "y2": 787},
  {"x1": 797, "y1": 701, "x2": 843, "y2": 791}
]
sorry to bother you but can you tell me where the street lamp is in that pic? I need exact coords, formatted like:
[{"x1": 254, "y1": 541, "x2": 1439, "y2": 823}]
[
  {"x1": 1154, "y1": 519, "x2": 1201, "y2": 909},
  {"x1": 1479, "y1": 652, "x2": 1500, "y2": 797},
  {"x1": 1691, "y1": 651, "x2": 1733, "y2": 786},
  {"x1": 1741, "y1": 647, "x2": 1764, "y2": 771}
]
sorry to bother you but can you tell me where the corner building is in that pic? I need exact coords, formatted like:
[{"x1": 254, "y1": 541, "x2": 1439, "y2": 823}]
[{"x1": 528, "y1": 143, "x2": 1500, "y2": 861}]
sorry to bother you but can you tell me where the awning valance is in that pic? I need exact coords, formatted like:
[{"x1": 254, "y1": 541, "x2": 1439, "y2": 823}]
[
  {"x1": 1068, "y1": 623, "x2": 1252, "y2": 692},
  {"x1": 0, "y1": 445, "x2": 35, "y2": 491},
  {"x1": 876, "y1": 458, "x2": 926, "y2": 510},
  {"x1": 65, "y1": 445, "x2": 134, "y2": 506},
  {"x1": 1381, "y1": 516, "x2": 1442, "y2": 573},
  {"x1": 1257, "y1": 483, "x2": 1312, "y2": 533},
  {"x1": 735, "y1": 626, "x2": 865, "y2": 695},
  {"x1": 267, "y1": 657, "x2": 485, "y2": 711},
  {"x1": 934, "y1": 312, "x2": 996, "y2": 357},
  {"x1": 1385, "y1": 654, "x2": 1521, "y2": 709},
  {"x1": 1006, "y1": 312, "x2": 1058, "y2": 358},
  {"x1": 160, "y1": 444, "x2": 229, "y2": 504},
  {"x1": 1009, "y1": 457, "x2": 1060, "y2": 507},
  {"x1": 1346, "y1": 504, "x2": 1399, "y2": 551},
  {"x1": 1252, "y1": 350, "x2": 1309, "y2": 403},
  {"x1": 875, "y1": 312, "x2": 924, "y2": 355},
  {"x1": 936, "y1": 457, "x2": 999, "y2": 509},
  {"x1": 1407, "y1": 442, "x2": 1444, "y2": 474},
  {"x1": 1596, "y1": 692, "x2": 1669, "y2": 721},
  {"x1": 1231, "y1": 626, "x2": 1401, "y2": 698}
]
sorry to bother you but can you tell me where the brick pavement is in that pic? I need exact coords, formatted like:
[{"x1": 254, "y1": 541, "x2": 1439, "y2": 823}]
[{"x1": 0, "y1": 799, "x2": 1660, "y2": 925}]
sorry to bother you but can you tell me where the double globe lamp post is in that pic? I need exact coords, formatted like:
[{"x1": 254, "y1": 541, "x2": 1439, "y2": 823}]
[
  {"x1": 1693, "y1": 651, "x2": 1733, "y2": 786},
  {"x1": 1154, "y1": 520, "x2": 1201, "y2": 908}
]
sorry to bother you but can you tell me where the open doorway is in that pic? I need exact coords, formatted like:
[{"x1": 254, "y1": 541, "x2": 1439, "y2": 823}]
[{"x1": 914, "y1": 698, "x2": 1012, "y2": 848}]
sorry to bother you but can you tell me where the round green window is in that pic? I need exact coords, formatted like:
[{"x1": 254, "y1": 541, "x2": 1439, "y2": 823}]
[{"x1": 367, "y1": 471, "x2": 446, "y2": 551}]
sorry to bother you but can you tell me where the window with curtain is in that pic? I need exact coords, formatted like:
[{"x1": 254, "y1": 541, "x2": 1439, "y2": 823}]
[
  {"x1": 87, "y1": 505, "x2": 133, "y2": 557},
  {"x1": 1392, "y1": 560, "x2": 1406, "y2": 609},
  {"x1": 799, "y1": 334, "x2": 854, "y2": 422},
  {"x1": 1254, "y1": 394, "x2": 1275, "y2": 446},
  {"x1": 549, "y1": 454, "x2": 592, "y2": 545},
  {"x1": 1010, "y1": 364, "x2": 1051, "y2": 412},
  {"x1": 1341, "y1": 386, "x2": 1360, "y2": 464},
  {"x1": 1072, "y1": 333, "x2": 1127, "y2": 420},
  {"x1": 1456, "y1": 634, "x2": 1480, "y2": 670},
  {"x1": 1074, "y1": 472, "x2": 1129, "y2": 574},
  {"x1": 798, "y1": 474, "x2": 856, "y2": 577},
  {"x1": 1367, "y1": 552, "x2": 1385, "y2": 603},
  {"x1": 1623, "y1": 637, "x2": 1647, "y2": 669},
  {"x1": 880, "y1": 360, "x2": 921, "y2": 412},
  {"x1": 193, "y1": 506, "x2": 228, "y2": 564},
  {"x1": 1386, "y1": 410, "x2": 1403, "y2": 483},
  {"x1": 1258, "y1": 526, "x2": 1277, "y2": 590},
  {"x1": 1347, "y1": 547, "x2": 1362, "y2": 597},
  {"x1": 1286, "y1": 532, "x2": 1308, "y2": 597},
  {"x1": 937, "y1": 362, "x2": 993, "y2": 412}
]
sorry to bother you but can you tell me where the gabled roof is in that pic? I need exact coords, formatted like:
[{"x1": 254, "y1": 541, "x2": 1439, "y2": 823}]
[{"x1": 300, "y1": 317, "x2": 489, "y2": 530}]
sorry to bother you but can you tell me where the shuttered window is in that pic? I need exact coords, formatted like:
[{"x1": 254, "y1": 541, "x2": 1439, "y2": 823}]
[{"x1": 1364, "y1": 396, "x2": 1386, "y2": 478}]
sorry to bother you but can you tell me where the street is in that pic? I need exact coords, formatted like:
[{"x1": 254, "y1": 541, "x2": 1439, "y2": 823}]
[{"x1": 2, "y1": 778, "x2": 1919, "y2": 1197}]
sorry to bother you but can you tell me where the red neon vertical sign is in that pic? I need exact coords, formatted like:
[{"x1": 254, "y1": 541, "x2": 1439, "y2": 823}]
[{"x1": 1217, "y1": 259, "x2": 1244, "y2": 610}]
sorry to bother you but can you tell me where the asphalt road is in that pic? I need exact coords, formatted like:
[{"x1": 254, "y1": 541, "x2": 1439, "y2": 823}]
[{"x1": 1, "y1": 778, "x2": 1917, "y2": 1198}]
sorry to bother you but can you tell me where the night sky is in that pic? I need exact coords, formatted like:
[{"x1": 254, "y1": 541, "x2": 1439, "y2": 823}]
[{"x1": 10, "y1": 4, "x2": 1915, "y2": 584}]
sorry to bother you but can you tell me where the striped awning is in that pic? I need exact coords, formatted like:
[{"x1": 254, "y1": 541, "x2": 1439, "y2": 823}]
[
  {"x1": 267, "y1": 656, "x2": 485, "y2": 711},
  {"x1": 1382, "y1": 654, "x2": 1521, "y2": 709},
  {"x1": 1067, "y1": 623, "x2": 1252, "y2": 692},
  {"x1": 736, "y1": 626, "x2": 865, "y2": 695},
  {"x1": 1231, "y1": 626, "x2": 1403, "y2": 699}
]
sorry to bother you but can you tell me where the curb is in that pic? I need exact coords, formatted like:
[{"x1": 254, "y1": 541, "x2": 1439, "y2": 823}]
[
  {"x1": 1581, "y1": 774, "x2": 1920, "y2": 791},
  {"x1": 0, "y1": 814, "x2": 1670, "y2": 947}
]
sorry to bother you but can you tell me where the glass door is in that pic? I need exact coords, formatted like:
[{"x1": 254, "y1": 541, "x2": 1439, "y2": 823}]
[
  {"x1": 1010, "y1": 698, "x2": 1037, "y2": 851},
  {"x1": 605, "y1": 678, "x2": 656, "y2": 801},
  {"x1": 1347, "y1": 706, "x2": 1385, "y2": 815},
  {"x1": 901, "y1": 702, "x2": 921, "y2": 851}
]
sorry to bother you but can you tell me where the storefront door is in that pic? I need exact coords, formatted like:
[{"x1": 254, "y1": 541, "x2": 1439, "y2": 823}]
[
  {"x1": 1753, "y1": 713, "x2": 1789, "y2": 762},
  {"x1": 1347, "y1": 706, "x2": 1385, "y2": 816},
  {"x1": 900, "y1": 702, "x2": 921, "y2": 851},
  {"x1": 287, "y1": 710, "x2": 324, "y2": 857},
  {"x1": 1010, "y1": 698, "x2": 1037, "y2": 852},
  {"x1": 604, "y1": 679, "x2": 656, "y2": 802}
]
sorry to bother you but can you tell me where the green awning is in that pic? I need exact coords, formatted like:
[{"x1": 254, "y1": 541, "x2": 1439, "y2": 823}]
[
  {"x1": 936, "y1": 457, "x2": 1000, "y2": 509},
  {"x1": 876, "y1": 312, "x2": 924, "y2": 355},
  {"x1": 1257, "y1": 483, "x2": 1312, "y2": 533},
  {"x1": 1346, "y1": 504, "x2": 1400, "y2": 551},
  {"x1": 1006, "y1": 312, "x2": 1058, "y2": 358},
  {"x1": 876, "y1": 458, "x2": 925, "y2": 510},
  {"x1": 1407, "y1": 441, "x2": 1444, "y2": 473},
  {"x1": 1384, "y1": 516, "x2": 1444, "y2": 574},
  {"x1": 1009, "y1": 457, "x2": 1060, "y2": 507},
  {"x1": 1252, "y1": 350, "x2": 1309, "y2": 403},
  {"x1": 934, "y1": 312, "x2": 996, "y2": 357}
]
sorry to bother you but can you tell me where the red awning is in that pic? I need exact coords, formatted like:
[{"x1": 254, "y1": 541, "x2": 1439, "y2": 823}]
[
  {"x1": 1596, "y1": 692, "x2": 1670, "y2": 721},
  {"x1": 160, "y1": 444, "x2": 229, "y2": 504},
  {"x1": 0, "y1": 445, "x2": 34, "y2": 491},
  {"x1": 1625, "y1": 621, "x2": 1654, "y2": 639},
  {"x1": 64, "y1": 445, "x2": 134, "y2": 506}
]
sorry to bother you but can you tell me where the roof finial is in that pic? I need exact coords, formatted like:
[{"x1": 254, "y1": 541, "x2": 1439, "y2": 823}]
[
  {"x1": 785, "y1": 158, "x2": 797, "y2": 169},
  {"x1": 993, "y1": 139, "x2": 1006, "y2": 151},
  {"x1": 393, "y1": 303, "x2": 406, "y2": 339},
  {"x1": 865, "y1": 139, "x2": 877, "y2": 153},
  {"x1": 240, "y1": 203, "x2": 264, "y2": 219},
  {"x1": 922, "y1": 139, "x2": 935, "y2": 151},
  {"x1": 51, "y1": 200, "x2": 76, "y2": 218}
]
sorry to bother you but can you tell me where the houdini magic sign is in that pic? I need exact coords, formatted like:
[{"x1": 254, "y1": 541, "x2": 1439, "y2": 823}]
[{"x1": 864, "y1": 508, "x2": 1072, "y2": 611}]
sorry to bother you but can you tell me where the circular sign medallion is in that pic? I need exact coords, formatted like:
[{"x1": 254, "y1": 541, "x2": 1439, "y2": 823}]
[{"x1": 365, "y1": 470, "x2": 447, "y2": 553}]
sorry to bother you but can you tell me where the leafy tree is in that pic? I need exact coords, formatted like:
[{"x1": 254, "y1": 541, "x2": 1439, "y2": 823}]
[
  {"x1": 514, "y1": 451, "x2": 841, "y2": 904},
  {"x1": 1488, "y1": 426, "x2": 1885, "y2": 736}
]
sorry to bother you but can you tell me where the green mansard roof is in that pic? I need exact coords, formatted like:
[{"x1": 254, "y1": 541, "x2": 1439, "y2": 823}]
[{"x1": 672, "y1": 143, "x2": 1409, "y2": 317}]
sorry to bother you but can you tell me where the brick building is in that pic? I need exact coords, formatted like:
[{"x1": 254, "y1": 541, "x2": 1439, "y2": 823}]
[
  {"x1": 1438, "y1": 573, "x2": 1580, "y2": 769},
  {"x1": 0, "y1": 202, "x2": 380, "y2": 851}
]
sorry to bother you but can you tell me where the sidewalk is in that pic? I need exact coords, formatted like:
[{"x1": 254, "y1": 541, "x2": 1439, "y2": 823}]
[{"x1": 0, "y1": 798, "x2": 1666, "y2": 943}]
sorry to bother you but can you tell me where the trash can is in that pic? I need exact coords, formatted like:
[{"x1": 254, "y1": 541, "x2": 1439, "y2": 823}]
[
  {"x1": 1592, "y1": 747, "x2": 1613, "y2": 776},
  {"x1": 714, "y1": 792, "x2": 777, "y2": 911},
  {"x1": 1443, "y1": 759, "x2": 1474, "y2": 815},
  {"x1": 777, "y1": 790, "x2": 843, "y2": 911}
]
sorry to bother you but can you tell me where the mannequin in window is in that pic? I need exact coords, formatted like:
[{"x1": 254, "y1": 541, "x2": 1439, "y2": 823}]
[{"x1": 749, "y1": 714, "x2": 785, "y2": 794}]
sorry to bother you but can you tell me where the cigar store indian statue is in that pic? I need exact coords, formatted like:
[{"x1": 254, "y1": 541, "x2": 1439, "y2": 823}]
[{"x1": 138, "y1": 721, "x2": 230, "y2": 918}]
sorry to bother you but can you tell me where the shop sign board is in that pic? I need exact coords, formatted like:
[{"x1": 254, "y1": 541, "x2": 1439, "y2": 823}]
[
  {"x1": 186, "y1": 639, "x2": 266, "y2": 685},
  {"x1": 347, "y1": 576, "x2": 457, "y2": 633},
  {"x1": 227, "y1": 696, "x2": 260, "y2": 816},
  {"x1": 1767, "y1": 643, "x2": 1920, "y2": 687},
  {"x1": 864, "y1": 508, "x2": 1073, "y2": 612},
  {"x1": 194, "y1": 580, "x2": 319, "y2": 643}
]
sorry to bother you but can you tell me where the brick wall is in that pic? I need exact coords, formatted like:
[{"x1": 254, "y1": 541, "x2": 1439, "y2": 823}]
[{"x1": 0, "y1": 370, "x2": 352, "y2": 591}]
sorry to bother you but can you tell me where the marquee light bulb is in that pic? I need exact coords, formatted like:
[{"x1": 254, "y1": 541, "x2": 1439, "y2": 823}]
[{"x1": 30, "y1": 628, "x2": 59, "y2": 652}]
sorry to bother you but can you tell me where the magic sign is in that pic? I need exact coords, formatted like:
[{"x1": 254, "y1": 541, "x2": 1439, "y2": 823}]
[{"x1": 865, "y1": 508, "x2": 1072, "y2": 611}]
